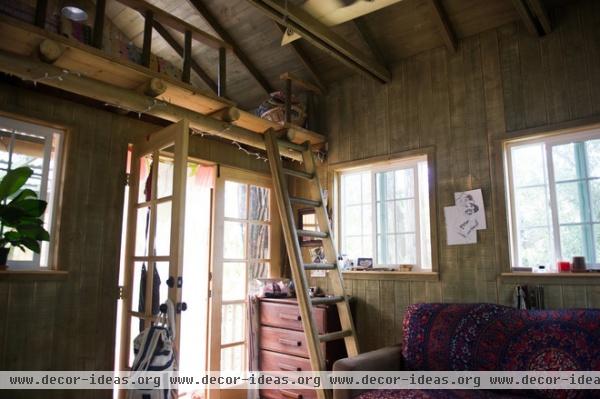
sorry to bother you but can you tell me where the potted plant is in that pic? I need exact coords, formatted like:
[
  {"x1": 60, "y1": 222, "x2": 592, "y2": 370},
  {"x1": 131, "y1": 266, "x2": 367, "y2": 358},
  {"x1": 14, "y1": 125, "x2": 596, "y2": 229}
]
[{"x1": 0, "y1": 167, "x2": 50, "y2": 269}]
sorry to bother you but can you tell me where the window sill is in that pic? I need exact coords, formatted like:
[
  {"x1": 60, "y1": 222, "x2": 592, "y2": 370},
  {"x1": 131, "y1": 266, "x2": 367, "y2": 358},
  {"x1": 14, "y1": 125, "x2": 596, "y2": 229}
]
[
  {"x1": 342, "y1": 270, "x2": 439, "y2": 281},
  {"x1": 500, "y1": 272, "x2": 600, "y2": 284},
  {"x1": 0, "y1": 269, "x2": 68, "y2": 281}
]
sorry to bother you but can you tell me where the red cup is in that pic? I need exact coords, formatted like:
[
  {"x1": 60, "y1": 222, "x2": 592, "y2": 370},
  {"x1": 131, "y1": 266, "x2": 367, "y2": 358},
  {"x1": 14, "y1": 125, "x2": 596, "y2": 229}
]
[{"x1": 557, "y1": 261, "x2": 571, "y2": 272}]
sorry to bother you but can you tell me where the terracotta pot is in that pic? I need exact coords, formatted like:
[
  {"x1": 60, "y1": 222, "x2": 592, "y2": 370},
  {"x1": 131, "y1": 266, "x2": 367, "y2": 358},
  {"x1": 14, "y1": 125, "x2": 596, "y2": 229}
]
[{"x1": 0, "y1": 247, "x2": 8, "y2": 269}]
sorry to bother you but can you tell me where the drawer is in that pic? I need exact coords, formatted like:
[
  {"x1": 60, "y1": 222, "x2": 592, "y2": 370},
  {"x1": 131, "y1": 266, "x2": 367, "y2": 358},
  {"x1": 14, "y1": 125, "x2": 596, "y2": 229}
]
[
  {"x1": 260, "y1": 388, "x2": 317, "y2": 399},
  {"x1": 260, "y1": 326, "x2": 324, "y2": 358},
  {"x1": 259, "y1": 350, "x2": 312, "y2": 372},
  {"x1": 260, "y1": 301, "x2": 327, "y2": 333}
]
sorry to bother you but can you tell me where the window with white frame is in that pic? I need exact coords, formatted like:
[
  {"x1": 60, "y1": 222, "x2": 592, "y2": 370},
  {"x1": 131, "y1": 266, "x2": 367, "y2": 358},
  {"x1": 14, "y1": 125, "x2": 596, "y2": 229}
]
[
  {"x1": 505, "y1": 128, "x2": 600, "y2": 271},
  {"x1": 338, "y1": 155, "x2": 432, "y2": 269},
  {"x1": 0, "y1": 115, "x2": 63, "y2": 269}
]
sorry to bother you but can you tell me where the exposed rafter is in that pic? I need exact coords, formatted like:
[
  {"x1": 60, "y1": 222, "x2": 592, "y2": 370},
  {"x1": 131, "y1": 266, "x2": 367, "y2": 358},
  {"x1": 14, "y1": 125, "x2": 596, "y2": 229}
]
[
  {"x1": 428, "y1": 0, "x2": 457, "y2": 52},
  {"x1": 353, "y1": 17, "x2": 387, "y2": 68},
  {"x1": 247, "y1": 0, "x2": 391, "y2": 83},
  {"x1": 187, "y1": 0, "x2": 274, "y2": 94},
  {"x1": 511, "y1": 0, "x2": 551, "y2": 36},
  {"x1": 152, "y1": 20, "x2": 218, "y2": 93},
  {"x1": 527, "y1": 0, "x2": 552, "y2": 35},
  {"x1": 275, "y1": 23, "x2": 326, "y2": 94}
]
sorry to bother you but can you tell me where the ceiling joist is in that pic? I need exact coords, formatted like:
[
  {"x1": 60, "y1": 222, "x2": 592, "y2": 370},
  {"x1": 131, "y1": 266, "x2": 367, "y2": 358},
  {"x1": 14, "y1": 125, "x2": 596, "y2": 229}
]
[
  {"x1": 247, "y1": 0, "x2": 391, "y2": 84},
  {"x1": 353, "y1": 17, "x2": 387, "y2": 68},
  {"x1": 511, "y1": 0, "x2": 552, "y2": 36},
  {"x1": 428, "y1": 0, "x2": 457, "y2": 53},
  {"x1": 187, "y1": 0, "x2": 274, "y2": 95}
]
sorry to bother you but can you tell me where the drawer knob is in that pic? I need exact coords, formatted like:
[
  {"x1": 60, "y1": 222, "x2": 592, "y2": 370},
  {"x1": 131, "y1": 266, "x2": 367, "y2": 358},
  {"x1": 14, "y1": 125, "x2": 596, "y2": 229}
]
[
  {"x1": 278, "y1": 362, "x2": 302, "y2": 371},
  {"x1": 280, "y1": 390, "x2": 302, "y2": 399},
  {"x1": 279, "y1": 313, "x2": 301, "y2": 321},
  {"x1": 278, "y1": 338, "x2": 301, "y2": 347}
]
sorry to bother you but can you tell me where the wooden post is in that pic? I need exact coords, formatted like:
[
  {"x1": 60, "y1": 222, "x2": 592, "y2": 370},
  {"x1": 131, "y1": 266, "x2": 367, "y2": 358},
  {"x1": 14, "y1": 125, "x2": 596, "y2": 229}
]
[
  {"x1": 92, "y1": 0, "x2": 106, "y2": 49},
  {"x1": 34, "y1": 0, "x2": 48, "y2": 28},
  {"x1": 218, "y1": 47, "x2": 226, "y2": 97},
  {"x1": 284, "y1": 77, "x2": 292, "y2": 123},
  {"x1": 182, "y1": 30, "x2": 192, "y2": 84},
  {"x1": 38, "y1": 39, "x2": 64, "y2": 63},
  {"x1": 141, "y1": 10, "x2": 154, "y2": 67}
]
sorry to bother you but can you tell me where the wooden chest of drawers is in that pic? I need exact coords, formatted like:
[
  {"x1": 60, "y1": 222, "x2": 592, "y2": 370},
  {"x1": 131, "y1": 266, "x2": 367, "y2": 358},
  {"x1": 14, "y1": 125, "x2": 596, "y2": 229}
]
[{"x1": 258, "y1": 297, "x2": 352, "y2": 399}]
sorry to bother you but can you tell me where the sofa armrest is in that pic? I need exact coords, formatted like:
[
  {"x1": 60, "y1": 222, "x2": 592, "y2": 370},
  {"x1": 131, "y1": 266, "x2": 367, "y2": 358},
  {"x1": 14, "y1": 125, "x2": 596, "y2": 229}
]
[{"x1": 332, "y1": 344, "x2": 403, "y2": 399}]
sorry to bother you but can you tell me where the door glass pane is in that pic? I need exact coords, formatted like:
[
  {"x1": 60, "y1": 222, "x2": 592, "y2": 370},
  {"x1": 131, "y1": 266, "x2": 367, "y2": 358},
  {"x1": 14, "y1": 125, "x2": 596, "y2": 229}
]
[
  {"x1": 518, "y1": 227, "x2": 553, "y2": 267},
  {"x1": 249, "y1": 224, "x2": 269, "y2": 259},
  {"x1": 221, "y1": 345, "x2": 244, "y2": 373},
  {"x1": 221, "y1": 303, "x2": 245, "y2": 345},
  {"x1": 249, "y1": 185, "x2": 270, "y2": 221},
  {"x1": 560, "y1": 225, "x2": 585, "y2": 260},
  {"x1": 225, "y1": 181, "x2": 247, "y2": 219},
  {"x1": 131, "y1": 262, "x2": 144, "y2": 312},
  {"x1": 556, "y1": 182, "x2": 583, "y2": 224},
  {"x1": 154, "y1": 262, "x2": 170, "y2": 307},
  {"x1": 156, "y1": 158, "x2": 173, "y2": 199},
  {"x1": 249, "y1": 262, "x2": 269, "y2": 281},
  {"x1": 223, "y1": 221, "x2": 245, "y2": 259},
  {"x1": 552, "y1": 143, "x2": 577, "y2": 182},
  {"x1": 222, "y1": 262, "x2": 246, "y2": 301},
  {"x1": 138, "y1": 154, "x2": 152, "y2": 203},
  {"x1": 511, "y1": 144, "x2": 546, "y2": 187},
  {"x1": 130, "y1": 316, "x2": 144, "y2": 366},
  {"x1": 586, "y1": 139, "x2": 600, "y2": 178},
  {"x1": 135, "y1": 207, "x2": 150, "y2": 256},
  {"x1": 154, "y1": 201, "x2": 172, "y2": 256}
]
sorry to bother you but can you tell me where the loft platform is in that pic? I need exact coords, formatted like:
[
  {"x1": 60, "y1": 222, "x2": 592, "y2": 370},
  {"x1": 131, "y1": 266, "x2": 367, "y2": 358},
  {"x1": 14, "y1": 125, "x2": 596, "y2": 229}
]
[{"x1": 0, "y1": 15, "x2": 326, "y2": 149}]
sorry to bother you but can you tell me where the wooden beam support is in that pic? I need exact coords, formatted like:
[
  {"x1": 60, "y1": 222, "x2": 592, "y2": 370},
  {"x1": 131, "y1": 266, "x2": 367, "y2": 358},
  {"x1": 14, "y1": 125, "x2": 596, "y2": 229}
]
[
  {"x1": 34, "y1": 0, "x2": 48, "y2": 29},
  {"x1": 207, "y1": 106, "x2": 241, "y2": 123},
  {"x1": 141, "y1": 10, "x2": 153, "y2": 67},
  {"x1": 353, "y1": 17, "x2": 388, "y2": 67},
  {"x1": 511, "y1": 0, "x2": 541, "y2": 36},
  {"x1": 115, "y1": 0, "x2": 231, "y2": 50},
  {"x1": 249, "y1": 0, "x2": 391, "y2": 83},
  {"x1": 38, "y1": 39, "x2": 64, "y2": 63},
  {"x1": 137, "y1": 77, "x2": 167, "y2": 97},
  {"x1": 152, "y1": 20, "x2": 217, "y2": 93},
  {"x1": 92, "y1": 0, "x2": 106, "y2": 49},
  {"x1": 182, "y1": 30, "x2": 192, "y2": 84},
  {"x1": 0, "y1": 50, "x2": 303, "y2": 161},
  {"x1": 187, "y1": 0, "x2": 273, "y2": 94},
  {"x1": 527, "y1": 0, "x2": 551, "y2": 35},
  {"x1": 428, "y1": 0, "x2": 457, "y2": 52},
  {"x1": 275, "y1": 23, "x2": 326, "y2": 94},
  {"x1": 280, "y1": 72, "x2": 322, "y2": 95},
  {"x1": 218, "y1": 47, "x2": 226, "y2": 98},
  {"x1": 284, "y1": 77, "x2": 292, "y2": 123}
]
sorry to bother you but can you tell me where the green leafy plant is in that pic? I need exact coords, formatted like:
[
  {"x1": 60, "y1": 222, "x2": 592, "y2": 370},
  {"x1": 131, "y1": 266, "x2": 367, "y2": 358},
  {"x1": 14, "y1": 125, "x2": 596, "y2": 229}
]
[{"x1": 0, "y1": 167, "x2": 50, "y2": 254}]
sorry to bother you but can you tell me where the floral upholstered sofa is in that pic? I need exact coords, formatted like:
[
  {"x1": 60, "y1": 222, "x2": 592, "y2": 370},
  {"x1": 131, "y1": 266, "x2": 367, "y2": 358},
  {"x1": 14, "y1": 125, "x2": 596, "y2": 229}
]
[{"x1": 333, "y1": 303, "x2": 600, "y2": 399}]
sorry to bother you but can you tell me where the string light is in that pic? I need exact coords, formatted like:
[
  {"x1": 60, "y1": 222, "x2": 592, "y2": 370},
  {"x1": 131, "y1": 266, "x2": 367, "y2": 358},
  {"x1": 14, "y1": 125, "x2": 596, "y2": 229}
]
[
  {"x1": 104, "y1": 98, "x2": 167, "y2": 118},
  {"x1": 25, "y1": 69, "x2": 81, "y2": 86}
]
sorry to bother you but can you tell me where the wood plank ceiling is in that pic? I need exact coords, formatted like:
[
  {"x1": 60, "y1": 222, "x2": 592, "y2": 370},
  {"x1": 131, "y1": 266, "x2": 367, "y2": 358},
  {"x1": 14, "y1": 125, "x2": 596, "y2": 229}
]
[{"x1": 103, "y1": 0, "x2": 573, "y2": 110}]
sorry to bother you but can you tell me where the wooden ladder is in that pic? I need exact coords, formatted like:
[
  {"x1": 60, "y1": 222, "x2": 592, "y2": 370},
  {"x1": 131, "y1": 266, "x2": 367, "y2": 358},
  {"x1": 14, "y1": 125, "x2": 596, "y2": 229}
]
[{"x1": 264, "y1": 130, "x2": 360, "y2": 399}]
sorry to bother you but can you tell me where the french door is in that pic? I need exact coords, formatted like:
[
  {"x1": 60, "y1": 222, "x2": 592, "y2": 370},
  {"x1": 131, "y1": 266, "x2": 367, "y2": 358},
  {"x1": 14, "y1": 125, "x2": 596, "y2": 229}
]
[{"x1": 119, "y1": 119, "x2": 189, "y2": 371}]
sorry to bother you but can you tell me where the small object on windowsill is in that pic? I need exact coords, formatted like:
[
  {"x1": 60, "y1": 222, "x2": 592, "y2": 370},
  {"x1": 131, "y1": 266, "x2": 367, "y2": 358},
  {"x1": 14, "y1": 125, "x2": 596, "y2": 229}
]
[
  {"x1": 536, "y1": 265, "x2": 546, "y2": 273},
  {"x1": 571, "y1": 256, "x2": 587, "y2": 273},
  {"x1": 512, "y1": 267, "x2": 533, "y2": 272},
  {"x1": 557, "y1": 261, "x2": 571, "y2": 273},
  {"x1": 399, "y1": 264, "x2": 413, "y2": 272}
]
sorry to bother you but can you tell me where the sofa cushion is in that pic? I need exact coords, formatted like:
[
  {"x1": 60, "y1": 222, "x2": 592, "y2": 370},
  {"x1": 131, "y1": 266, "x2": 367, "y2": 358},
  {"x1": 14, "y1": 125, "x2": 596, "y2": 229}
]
[
  {"x1": 402, "y1": 303, "x2": 600, "y2": 372},
  {"x1": 356, "y1": 389, "x2": 523, "y2": 399}
]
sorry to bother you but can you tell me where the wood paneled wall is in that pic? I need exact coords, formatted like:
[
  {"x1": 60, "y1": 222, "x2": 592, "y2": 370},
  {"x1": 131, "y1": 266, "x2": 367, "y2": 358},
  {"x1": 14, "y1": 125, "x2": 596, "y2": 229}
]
[
  {"x1": 312, "y1": 0, "x2": 600, "y2": 352},
  {"x1": 0, "y1": 82, "x2": 268, "y2": 399}
]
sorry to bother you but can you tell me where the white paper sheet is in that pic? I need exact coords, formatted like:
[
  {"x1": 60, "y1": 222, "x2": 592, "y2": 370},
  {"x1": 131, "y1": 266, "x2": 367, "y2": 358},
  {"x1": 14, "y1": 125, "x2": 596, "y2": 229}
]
[
  {"x1": 444, "y1": 206, "x2": 478, "y2": 245},
  {"x1": 454, "y1": 189, "x2": 486, "y2": 230}
]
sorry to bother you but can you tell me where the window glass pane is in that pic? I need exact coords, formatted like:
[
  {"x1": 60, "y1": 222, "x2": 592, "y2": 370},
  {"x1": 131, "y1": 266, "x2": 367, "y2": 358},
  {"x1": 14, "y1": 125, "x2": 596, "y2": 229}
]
[
  {"x1": 511, "y1": 144, "x2": 546, "y2": 187},
  {"x1": 517, "y1": 227, "x2": 553, "y2": 267},
  {"x1": 249, "y1": 185, "x2": 270, "y2": 221},
  {"x1": 361, "y1": 173, "x2": 371, "y2": 202},
  {"x1": 156, "y1": 158, "x2": 173, "y2": 199},
  {"x1": 377, "y1": 234, "x2": 396, "y2": 265},
  {"x1": 394, "y1": 168, "x2": 414, "y2": 199},
  {"x1": 249, "y1": 262, "x2": 269, "y2": 281},
  {"x1": 395, "y1": 199, "x2": 415, "y2": 233},
  {"x1": 343, "y1": 173, "x2": 362, "y2": 205},
  {"x1": 586, "y1": 139, "x2": 600, "y2": 178},
  {"x1": 9, "y1": 246, "x2": 33, "y2": 262},
  {"x1": 555, "y1": 182, "x2": 583, "y2": 224},
  {"x1": 590, "y1": 180, "x2": 600, "y2": 222},
  {"x1": 376, "y1": 171, "x2": 395, "y2": 202},
  {"x1": 221, "y1": 304, "x2": 245, "y2": 345},
  {"x1": 344, "y1": 205, "x2": 362, "y2": 236},
  {"x1": 552, "y1": 143, "x2": 578, "y2": 182},
  {"x1": 560, "y1": 225, "x2": 585, "y2": 260},
  {"x1": 344, "y1": 236, "x2": 363, "y2": 261},
  {"x1": 222, "y1": 262, "x2": 246, "y2": 301},
  {"x1": 248, "y1": 224, "x2": 269, "y2": 260},
  {"x1": 154, "y1": 201, "x2": 172, "y2": 256},
  {"x1": 0, "y1": 130, "x2": 11, "y2": 167},
  {"x1": 362, "y1": 204, "x2": 372, "y2": 233},
  {"x1": 224, "y1": 181, "x2": 247, "y2": 219},
  {"x1": 595, "y1": 225, "x2": 600, "y2": 261},
  {"x1": 515, "y1": 187, "x2": 549, "y2": 228},
  {"x1": 396, "y1": 234, "x2": 416, "y2": 264},
  {"x1": 221, "y1": 345, "x2": 244, "y2": 373},
  {"x1": 376, "y1": 201, "x2": 396, "y2": 235},
  {"x1": 223, "y1": 221, "x2": 245, "y2": 259}
]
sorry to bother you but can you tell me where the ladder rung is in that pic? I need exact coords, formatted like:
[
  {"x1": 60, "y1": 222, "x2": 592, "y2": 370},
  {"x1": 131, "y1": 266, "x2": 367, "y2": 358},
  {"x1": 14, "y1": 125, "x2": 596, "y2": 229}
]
[
  {"x1": 290, "y1": 196, "x2": 321, "y2": 207},
  {"x1": 304, "y1": 263, "x2": 337, "y2": 270},
  {"x1": 297, "y1": 229, "x2": 328, "y2": 239},
  {"x1": 278, "y1": 139, "x2": 308, "y2": 152},
  {"x1": 311, "y1": 296, "x2": 345, "y2": 305},
  {"x1": 319, "y1": 330, "x2": 353, "y2": 342},
  {"x1": 283, "y1": 168, "x2": 314, "y2": 180}
]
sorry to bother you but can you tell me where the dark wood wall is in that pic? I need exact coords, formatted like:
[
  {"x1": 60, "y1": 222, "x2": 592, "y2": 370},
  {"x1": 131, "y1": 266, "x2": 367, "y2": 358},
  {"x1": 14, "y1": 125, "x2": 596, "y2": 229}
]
[
  {"x1": 0, "y1": 82, "x2": 269, "y2": 399},
  {"x1": 314, "y1": 0, "x2": 600, "y2": 352}
]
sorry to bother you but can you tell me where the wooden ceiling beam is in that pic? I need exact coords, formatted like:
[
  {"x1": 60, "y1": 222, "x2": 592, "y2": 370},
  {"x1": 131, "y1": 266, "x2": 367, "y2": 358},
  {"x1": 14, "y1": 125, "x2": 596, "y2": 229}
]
[
  {"x1": 275, "y1": 23, "x2": 326, "y2": 94},
  {"x1": 187, "y1": 0, "x2": 274, "y2": 94},
  {"x1": 428, "y1": 0, "x2": 457, "y2": 52},
  {"x1": 527, "y1": 0, "x2": 552, "y2": 35},
  {"x1": 511, "y1": 0, "x2": 551, "y2": 36},
  {"x1": 247, "y1": 0, "x2": 391, "y2": 83},
  {"x1": 152, "y1": 20, "x2": 218, "y2": 93},
  {"x1": 353, "y1": 17, "x2": 388, "y2": 67}
]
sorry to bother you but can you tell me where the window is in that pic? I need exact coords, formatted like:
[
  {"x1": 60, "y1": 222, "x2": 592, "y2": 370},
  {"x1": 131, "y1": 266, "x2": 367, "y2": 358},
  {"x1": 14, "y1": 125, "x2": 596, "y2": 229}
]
[
  {"x1": 505, "y1": 128, "x2": 600, "y2": 271},
  {"x1": 0, "y1": 115, "x2": 63, "y2": 269},
  {"x1": 337, "y1": 155, "x2": 432, "y2": 270}
]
